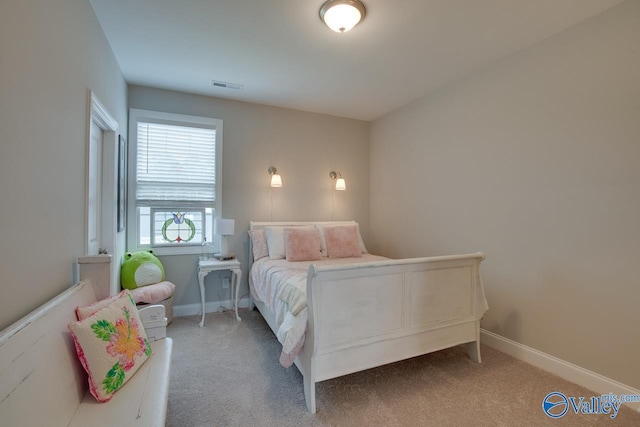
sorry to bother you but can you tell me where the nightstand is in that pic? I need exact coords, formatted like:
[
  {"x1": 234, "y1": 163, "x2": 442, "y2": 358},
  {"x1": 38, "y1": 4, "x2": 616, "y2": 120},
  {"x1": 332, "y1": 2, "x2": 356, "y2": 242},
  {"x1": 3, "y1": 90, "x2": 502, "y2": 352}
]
[{"x1": 197, "y1": 258, "x2": 242, "y2": 327}]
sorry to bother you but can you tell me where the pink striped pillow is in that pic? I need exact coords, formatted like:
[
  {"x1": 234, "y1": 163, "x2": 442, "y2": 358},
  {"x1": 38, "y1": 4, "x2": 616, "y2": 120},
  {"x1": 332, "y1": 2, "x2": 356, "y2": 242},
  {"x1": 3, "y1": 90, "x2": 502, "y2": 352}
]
[
  {"x1": 248, "y1": 229, "x2": 269, "y2": 261},
  {"x1": 324, "y1": 225, "x2": 362, "y2": 258},
  {"x1": 284, "y1": 227, "x2": 322, "y2": 262}
]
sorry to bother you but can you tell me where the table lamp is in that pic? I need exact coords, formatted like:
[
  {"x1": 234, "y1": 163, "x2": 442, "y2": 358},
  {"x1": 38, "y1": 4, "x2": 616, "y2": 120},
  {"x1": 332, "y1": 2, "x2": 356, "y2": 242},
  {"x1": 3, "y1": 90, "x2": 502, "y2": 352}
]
[{"x1": 214, "y1": 218, "x2": 235, "y2": 257}]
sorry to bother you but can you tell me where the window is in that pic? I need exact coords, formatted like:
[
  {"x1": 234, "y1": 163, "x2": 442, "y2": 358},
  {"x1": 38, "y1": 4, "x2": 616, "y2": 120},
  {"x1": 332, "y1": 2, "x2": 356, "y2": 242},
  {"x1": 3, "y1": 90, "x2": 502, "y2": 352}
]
[{"x1": 128, "y1": 109, "x2": 222, "y2": 255}]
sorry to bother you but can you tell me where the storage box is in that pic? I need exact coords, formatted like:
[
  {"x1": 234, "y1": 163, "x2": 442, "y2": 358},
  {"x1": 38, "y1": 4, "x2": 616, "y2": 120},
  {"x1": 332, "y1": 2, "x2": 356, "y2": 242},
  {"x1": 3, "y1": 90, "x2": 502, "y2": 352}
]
[
  {"x1": 137, "y1": 304, "x2": 168, "y2": 342},
  {"x1": 143, "y1": 320, "x2": 167, "y2": 341},
  {"x1": 137, "y1": 295, "x2": 174, "y2": 324}
]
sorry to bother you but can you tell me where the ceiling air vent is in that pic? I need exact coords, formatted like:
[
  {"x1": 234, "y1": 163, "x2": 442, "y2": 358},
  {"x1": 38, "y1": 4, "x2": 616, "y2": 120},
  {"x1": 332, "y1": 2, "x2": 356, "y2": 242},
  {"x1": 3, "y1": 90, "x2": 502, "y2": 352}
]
[{"x1": 211, "y1": 80, "x2": 244, "y2": 90}]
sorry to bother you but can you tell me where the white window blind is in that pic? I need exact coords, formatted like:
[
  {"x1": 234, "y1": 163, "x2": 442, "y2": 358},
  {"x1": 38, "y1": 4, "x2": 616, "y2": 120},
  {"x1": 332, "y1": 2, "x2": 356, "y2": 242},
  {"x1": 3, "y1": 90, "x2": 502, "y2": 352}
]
[
  {"x1": 136, "y1": 122, "x2": 216, "y2": 203},
  {"x1": 128, "y1": 109, "x2": 222, "y2": 255}
]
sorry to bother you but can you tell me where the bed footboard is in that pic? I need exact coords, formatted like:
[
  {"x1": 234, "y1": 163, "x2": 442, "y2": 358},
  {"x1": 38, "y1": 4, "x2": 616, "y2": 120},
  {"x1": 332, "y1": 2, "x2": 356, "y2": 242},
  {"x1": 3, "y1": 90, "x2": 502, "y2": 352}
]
[{"x1": 298, "y1": 252, "x2": 487, "y2": 413}]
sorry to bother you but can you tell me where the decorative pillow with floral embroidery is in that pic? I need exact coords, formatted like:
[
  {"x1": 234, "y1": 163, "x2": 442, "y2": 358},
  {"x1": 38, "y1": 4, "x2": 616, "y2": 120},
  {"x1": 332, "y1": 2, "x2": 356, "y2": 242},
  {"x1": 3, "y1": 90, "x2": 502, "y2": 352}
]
[{"x1": 68, "y1": 290, "x2": 152, "y2": 402}]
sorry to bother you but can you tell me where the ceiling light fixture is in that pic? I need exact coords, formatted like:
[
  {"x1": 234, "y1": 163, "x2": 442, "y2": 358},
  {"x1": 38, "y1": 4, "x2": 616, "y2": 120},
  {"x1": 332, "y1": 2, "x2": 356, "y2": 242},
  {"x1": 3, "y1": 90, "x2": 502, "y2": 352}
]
[{"x1": 320, "y1": 0, "x2": 366, "y2": 33}]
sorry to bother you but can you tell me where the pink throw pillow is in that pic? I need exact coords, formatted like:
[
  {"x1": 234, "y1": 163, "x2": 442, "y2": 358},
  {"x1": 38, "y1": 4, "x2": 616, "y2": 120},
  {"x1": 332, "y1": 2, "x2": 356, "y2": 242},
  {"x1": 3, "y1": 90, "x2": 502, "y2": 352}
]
[
  {"x1": 324, "y1": 225, "x2": 362, "y2": 258},
  {"x1": 284, "y1": 227, "x2": 322, "y2": 262},
  {"x1": 130, "y1": 281, "x2": 175, "y2": 304},
  {"x1": 76, "y1": 292, "x2": 121, "y2": 320}
]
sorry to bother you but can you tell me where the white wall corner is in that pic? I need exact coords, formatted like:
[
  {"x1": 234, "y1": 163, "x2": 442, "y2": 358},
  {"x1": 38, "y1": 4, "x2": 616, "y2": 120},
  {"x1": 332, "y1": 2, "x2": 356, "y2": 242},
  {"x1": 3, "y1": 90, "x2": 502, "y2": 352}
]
[{"x1": 480, "y1": 329, "x2": 640, "y2": 413}]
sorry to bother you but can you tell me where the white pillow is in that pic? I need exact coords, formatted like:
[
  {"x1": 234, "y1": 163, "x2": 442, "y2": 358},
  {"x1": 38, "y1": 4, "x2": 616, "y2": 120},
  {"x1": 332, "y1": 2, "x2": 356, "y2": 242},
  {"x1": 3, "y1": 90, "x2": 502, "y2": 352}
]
[
  {"x1": 356, "y1": 224, "x2": 368, "y2": 254},
  {"x1": 264, "y1": 227, "x2": 286, "y2": 259},
  {"x1": 316, "y1": 223, "x2": 367, "y2": 256}
]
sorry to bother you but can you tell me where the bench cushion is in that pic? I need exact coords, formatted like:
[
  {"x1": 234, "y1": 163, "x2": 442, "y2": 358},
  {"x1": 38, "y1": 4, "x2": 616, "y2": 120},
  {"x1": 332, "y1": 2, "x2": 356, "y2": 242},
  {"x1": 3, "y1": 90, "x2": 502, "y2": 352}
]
[{"x1": 69, "y1": 337, "x2": 173, "y2": 426}]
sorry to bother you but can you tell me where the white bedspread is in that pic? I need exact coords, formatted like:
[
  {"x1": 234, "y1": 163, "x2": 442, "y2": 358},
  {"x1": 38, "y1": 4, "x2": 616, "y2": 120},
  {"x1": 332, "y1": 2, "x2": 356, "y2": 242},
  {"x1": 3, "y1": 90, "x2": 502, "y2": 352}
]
[{"x1": 249, "y1": 255, "x2": 388, "y2": 367}]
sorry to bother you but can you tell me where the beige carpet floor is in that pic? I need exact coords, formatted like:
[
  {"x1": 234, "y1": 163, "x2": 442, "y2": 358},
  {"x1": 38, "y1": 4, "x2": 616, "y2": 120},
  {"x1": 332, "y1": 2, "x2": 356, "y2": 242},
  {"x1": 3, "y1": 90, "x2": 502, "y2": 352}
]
[{"x1": 166, "y1": 309, "x2": 640, "y2": 426}]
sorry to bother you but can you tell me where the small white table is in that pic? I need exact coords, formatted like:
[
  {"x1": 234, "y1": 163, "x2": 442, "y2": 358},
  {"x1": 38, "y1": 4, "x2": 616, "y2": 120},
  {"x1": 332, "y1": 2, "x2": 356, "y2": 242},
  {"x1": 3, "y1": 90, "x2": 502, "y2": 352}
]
[{"x1": 197, "y1": 258, "x2": 242, "y2": 327}]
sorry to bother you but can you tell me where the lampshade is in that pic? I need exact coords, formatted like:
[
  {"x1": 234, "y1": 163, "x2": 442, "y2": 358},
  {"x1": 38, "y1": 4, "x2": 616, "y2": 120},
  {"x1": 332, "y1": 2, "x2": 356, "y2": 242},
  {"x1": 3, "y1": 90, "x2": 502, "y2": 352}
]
[
  {"x1": 270, "y1": 173, "x2": 282, "y2": 187},
  {"x1": 330, "y1": 171, "x2": 347, "y2": 191},
  {"x1": 320, "y1": 0, "x2": 366, "y2": 33},
  {"x1": 268, "y1": 166, "x2": 282, "y2": 188},
  {"x1": 214, "y1": 218, "x2": 235, "y2": 236}
]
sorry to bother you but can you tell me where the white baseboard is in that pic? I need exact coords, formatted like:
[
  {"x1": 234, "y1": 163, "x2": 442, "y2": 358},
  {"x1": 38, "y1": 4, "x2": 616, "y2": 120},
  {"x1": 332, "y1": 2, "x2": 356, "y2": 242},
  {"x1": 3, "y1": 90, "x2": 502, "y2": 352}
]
[
  {"x1": 480, "y1": 329, "x2": 640, "y2": 413},
  {"x1": 174, "y1": 296, "x2": 250, "y2": 318}
]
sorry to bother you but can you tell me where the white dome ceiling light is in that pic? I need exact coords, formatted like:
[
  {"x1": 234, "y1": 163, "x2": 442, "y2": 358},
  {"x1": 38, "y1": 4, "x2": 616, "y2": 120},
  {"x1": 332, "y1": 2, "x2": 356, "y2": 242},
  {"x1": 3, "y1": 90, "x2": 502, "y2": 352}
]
[{"x1": 319, "y1": 0, "x2": 366, "y2": 33}]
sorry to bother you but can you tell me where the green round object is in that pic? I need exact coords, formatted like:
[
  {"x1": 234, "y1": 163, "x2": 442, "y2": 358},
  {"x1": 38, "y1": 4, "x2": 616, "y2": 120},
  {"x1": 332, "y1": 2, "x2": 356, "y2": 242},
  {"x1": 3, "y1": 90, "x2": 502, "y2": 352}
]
[{"x1": 120, "y1": 250, "x2": 165, "y2": 290}]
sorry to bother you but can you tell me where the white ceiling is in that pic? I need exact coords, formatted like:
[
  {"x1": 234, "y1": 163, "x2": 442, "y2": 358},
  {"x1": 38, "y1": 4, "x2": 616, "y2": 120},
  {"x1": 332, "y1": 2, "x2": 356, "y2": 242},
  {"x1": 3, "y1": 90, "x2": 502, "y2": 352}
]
[{"x1": 90, "y1": 0, "x2": 624, "y2": 121}]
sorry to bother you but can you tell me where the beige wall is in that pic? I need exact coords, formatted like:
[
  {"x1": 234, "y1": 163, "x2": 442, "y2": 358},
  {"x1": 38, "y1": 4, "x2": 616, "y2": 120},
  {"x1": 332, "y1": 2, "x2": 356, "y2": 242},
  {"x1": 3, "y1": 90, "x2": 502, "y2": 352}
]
[
  {"x1": 128, "y1": 86, "x2": 370, "y2": 308},
  {"x1": 0, "y1": 2, "x2": 127, "y2": 330},
  {"x1": 370, "y1": 0, "x2": 640, "y2": 388}
]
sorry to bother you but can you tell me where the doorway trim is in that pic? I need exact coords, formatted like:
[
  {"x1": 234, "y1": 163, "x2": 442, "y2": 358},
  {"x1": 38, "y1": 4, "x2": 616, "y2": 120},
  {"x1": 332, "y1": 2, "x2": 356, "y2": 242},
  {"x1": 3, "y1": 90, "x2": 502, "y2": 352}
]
[{"x1": 86, "y1": 90, "x2": 119, "y2": 294}]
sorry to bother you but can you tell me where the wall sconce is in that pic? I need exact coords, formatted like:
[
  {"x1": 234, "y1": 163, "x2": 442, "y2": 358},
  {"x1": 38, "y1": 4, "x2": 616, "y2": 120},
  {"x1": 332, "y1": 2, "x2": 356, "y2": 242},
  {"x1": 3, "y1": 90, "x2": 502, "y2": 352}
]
[
  {"x1": 268, "y1": 167, "x2": 282, "y2": 188},
  {"x1": 330, "y1": 171, "x2": 346, "y2": 191}
]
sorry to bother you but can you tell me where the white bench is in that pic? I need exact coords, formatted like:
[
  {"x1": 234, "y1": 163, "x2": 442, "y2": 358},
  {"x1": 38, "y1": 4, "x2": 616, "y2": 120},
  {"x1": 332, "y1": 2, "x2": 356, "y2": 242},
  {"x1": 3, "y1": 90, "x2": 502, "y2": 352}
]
[{"x1": 0, "y1": 280, "x2": 173, "y2": 426}]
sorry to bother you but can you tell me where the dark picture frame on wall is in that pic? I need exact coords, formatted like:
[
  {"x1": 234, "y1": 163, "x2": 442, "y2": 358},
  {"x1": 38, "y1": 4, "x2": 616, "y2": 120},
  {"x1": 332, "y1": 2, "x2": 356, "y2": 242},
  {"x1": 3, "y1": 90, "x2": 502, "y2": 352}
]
[{"x1": 117, "y1": 135, "x2": 127, "y2": 232}]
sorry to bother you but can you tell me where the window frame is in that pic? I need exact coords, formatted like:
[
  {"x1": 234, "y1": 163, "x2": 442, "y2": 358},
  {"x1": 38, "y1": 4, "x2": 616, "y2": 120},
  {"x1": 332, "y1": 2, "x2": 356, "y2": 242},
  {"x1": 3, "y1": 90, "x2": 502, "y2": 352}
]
[{"x1": 127, "y1": 109, "x2": 223, "y2": 256}]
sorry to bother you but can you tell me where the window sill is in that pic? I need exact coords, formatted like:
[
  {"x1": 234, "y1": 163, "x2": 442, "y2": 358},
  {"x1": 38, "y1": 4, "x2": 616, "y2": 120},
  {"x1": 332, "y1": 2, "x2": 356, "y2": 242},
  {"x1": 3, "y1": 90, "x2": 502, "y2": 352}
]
[{"x1": 135, "y1": 246, "x2": 220, "y2": 257}]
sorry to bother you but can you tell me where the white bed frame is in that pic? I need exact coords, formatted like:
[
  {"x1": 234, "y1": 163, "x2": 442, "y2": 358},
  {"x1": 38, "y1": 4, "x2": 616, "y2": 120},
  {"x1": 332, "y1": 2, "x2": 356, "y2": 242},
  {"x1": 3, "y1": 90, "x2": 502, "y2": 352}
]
[{"x1": 249, "y1": 221, "x2": 486, "y2": 414}]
